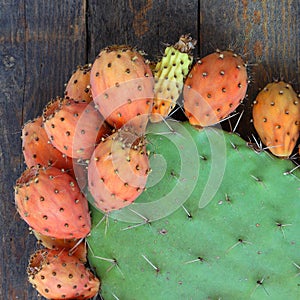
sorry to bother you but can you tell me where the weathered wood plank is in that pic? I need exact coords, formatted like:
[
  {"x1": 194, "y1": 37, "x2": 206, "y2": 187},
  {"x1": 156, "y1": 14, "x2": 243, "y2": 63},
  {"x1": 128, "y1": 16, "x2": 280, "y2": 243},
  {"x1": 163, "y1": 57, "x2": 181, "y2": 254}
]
[
  {"x1": 87, "y1": 0, "x2": 199, "y2": 62},
  {"x1": 0, "y1": 1, "x2": 87, "y2": 299}
]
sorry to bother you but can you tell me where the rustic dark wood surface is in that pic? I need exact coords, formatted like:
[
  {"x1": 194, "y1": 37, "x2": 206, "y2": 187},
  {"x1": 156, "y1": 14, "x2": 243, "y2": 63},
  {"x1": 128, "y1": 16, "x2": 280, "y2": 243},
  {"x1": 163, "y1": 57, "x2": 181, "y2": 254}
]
[{"x1": 0, "y1": 1, "x2": 299, "y2": 299}]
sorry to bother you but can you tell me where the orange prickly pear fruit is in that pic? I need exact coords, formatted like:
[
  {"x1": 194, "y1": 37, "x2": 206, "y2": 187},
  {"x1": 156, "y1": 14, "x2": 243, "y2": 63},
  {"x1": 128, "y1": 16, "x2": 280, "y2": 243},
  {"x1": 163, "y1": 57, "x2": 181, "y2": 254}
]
[
  {"x1": 65, "y1": 64, "x2": 93, "y2": 103},
  {"x1": 22, "y1": 116, "x2": 73, "y2": 172},
  {"x1": 183, "y1": 49, "x2": 248, "y2": 127},
  {"x1": 43, "y1": 97, "x2": 111, "y2": 160},
  {"x1": 27, "y1": 248, "x2": 100, "y2": 299},
  {"x1": 90, "y1": 45, "x2": 154, "y2": 134},
  {"x1": 14, "y1": 165, "x2": 91, "y2": 239},
  {"x1": 88, "y1": 128, "x2": 150, "y2": 213},
  {"x1": 253, "y1": 81, "x2": 300, "y2": 157}
]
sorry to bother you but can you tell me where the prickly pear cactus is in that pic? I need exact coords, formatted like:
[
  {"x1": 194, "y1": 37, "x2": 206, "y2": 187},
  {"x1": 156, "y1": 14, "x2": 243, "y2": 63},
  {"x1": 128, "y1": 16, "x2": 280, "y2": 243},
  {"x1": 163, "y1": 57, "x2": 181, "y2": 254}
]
[{"x1": 87, "y1": 120, "x2": 300, "y2": 300}]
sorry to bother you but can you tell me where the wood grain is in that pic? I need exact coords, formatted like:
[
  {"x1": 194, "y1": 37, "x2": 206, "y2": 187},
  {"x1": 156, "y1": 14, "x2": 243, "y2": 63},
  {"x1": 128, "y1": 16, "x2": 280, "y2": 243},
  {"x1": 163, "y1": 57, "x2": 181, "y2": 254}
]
[
  {"x1": 0, "y1": 0, "x2": 299, "y2": 299},
  {"x1": 0, "y1": 1, "x2": 87, "y2": 299}
]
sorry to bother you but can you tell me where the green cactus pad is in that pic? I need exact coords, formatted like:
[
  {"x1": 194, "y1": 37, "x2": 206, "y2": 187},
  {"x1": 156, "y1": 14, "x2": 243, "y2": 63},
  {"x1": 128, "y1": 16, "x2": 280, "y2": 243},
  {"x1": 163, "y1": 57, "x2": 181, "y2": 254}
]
[{"x1": 87, "y1": 120, "x2": 300, "y2": 300}]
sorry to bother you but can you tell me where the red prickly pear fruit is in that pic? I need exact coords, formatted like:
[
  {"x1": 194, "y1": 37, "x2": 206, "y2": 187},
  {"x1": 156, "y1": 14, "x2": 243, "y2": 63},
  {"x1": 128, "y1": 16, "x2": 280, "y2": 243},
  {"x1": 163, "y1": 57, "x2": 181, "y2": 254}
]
[
  {"x1": 88, "y1": 128, "x2": 150, "y2": 212},
  {"x1": 252, "y1": 81, "x2": 300, "y2": 157},
  {"x1": 33, "y1": 231, "x2": 87, "y2": 262},
  {"x1": 27, "y1": 248, "x2": 100, "y2": 299},
  {"x1": 22, "y1": 116, "x2": 73, "y2": 172},
  {"x1": 183, "y1": 49, "x2": 248, "y2": 127},
  {"x1": 43, "y1": 97, "x2": 111, "y2": 160},
  {"x1": 14, "y1": 165, "x2": 91, "y2": 239},
  {"x1": 90, "y1": 45, "x2": 154, "y2": 134},
  {"x1": 65, "y1": 64, "x2": 93, "y2": 103}
]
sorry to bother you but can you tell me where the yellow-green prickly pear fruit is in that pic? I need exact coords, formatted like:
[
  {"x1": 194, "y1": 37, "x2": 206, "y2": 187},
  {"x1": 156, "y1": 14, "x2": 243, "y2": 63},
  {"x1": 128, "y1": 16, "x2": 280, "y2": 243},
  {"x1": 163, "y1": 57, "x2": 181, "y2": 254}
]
[{"x1": 150, "y1": 34, "x2": 196, "y2": 122}]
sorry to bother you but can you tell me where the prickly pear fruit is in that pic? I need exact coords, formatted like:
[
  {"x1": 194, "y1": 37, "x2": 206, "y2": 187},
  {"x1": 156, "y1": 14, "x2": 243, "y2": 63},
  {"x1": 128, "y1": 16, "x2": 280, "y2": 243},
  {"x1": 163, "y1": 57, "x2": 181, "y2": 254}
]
[
  {"x1": 90, "y1": 45, "x2": 154, "y2": 133},
  {"x1": 65, "y1": 64, "x2": 92, "y2": 103},
  {"x1": 150, "y1": 34, "x2": 196, "y2": 122},
  {"x1": 88, "y1": 128, "x2": 150, "y2": 212},
  {"x1": 183, "y1": 49, "x2": 248, "y2": 126},
  {"x1": 21, "y1": 115, "x2": 88, "y2": 187},
  {"x1": 43, "y1": 97, "x2": 111, "y2": 160},
  {"x1": 33, "y1": 231, "x2": 87, "y2": 262},
  {"x1": 27, "y1": 248, "x2": 100, "y2": 299},
  {"x1": 14, "y1": 165, "x2": 91, "y2": 239},
  {"x1": 252, "y1": 81, "x2": 300, "y2": 157},
  {"x1": 22, "y1": 116, "x2": 73, "y2": 171}
]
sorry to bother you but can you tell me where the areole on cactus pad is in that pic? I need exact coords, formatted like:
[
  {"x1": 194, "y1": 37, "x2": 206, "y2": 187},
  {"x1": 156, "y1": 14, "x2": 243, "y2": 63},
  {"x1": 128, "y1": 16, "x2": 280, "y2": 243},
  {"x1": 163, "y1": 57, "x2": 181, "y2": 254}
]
[{"x1": 87, "y1": 120, "x2": 300, "y2": 300}]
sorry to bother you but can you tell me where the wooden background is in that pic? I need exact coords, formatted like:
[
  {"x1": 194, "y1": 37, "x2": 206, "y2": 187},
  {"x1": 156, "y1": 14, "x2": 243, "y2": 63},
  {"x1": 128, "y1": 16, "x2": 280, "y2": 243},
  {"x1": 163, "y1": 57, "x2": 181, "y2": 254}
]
[{"x1": 0, "y1": 0, "x2": 299, "y2": 299}]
